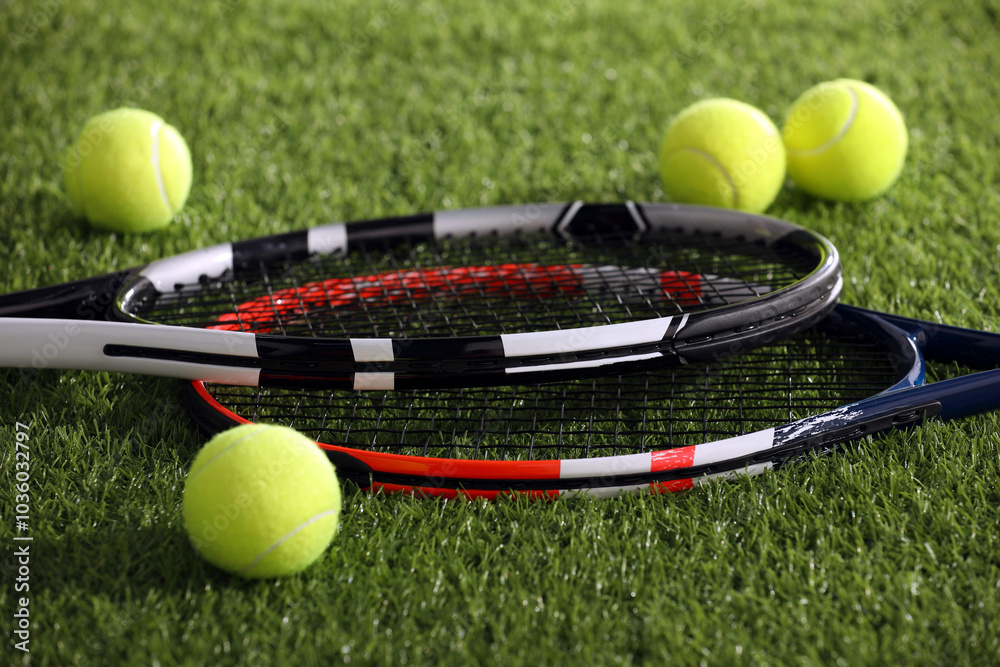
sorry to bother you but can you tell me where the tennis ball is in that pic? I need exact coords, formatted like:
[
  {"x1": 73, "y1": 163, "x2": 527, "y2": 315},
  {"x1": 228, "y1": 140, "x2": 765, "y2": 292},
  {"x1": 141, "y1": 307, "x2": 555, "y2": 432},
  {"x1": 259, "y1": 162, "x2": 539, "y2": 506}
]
[
  {"x1": 658, "y1": 98, "x2": 786, "y2": 213},
  {"x1": 182, "y1": 424, "x2": 341, "y2": 579},
  {"x1": 65, "y1": 108, "x2": 192, "y2": 233},
  {"x1": 782, "y1": 79, "x2": 907, "y2": 201}
]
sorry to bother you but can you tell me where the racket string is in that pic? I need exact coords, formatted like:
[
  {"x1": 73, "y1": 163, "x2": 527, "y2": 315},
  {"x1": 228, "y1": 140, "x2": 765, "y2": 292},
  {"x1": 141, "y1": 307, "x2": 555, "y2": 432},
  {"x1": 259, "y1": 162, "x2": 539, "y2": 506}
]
[
  {"x1": 199, "y1": 327, "x2": 901, "y2": 462},
  {"x1": 129, "y1": 229, "x2": 823, "y2": 337}
]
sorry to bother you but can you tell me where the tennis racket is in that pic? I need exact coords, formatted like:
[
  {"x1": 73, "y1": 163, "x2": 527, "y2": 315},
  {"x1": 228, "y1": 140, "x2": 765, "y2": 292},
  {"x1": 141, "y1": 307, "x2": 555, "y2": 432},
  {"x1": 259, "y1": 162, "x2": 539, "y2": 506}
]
[
  {"x1": 184, "y1": 304, "x2": 1000, "y2": 498},
  {"x1": 0, "y1": 202, "x2": 840, "y2": 389}
]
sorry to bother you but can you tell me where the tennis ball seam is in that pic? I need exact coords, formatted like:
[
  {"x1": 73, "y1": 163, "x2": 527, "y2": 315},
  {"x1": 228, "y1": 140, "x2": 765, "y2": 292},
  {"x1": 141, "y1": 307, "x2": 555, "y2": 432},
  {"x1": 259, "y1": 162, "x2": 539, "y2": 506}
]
[
  {"x1": 148, "y1": 120, "x2": 175, "y2": 212},
  {"x1": 186, "y1": 427, "x2": 263, "y2": 481},
  {"x1": 665, "y1": 147, "x2": 739, "y2": 208},
  {"x1": 237, "y1": 508, "x2": 339, "y2": 576},
  {"x1": 786, "y1": 88, "x2": 859, "y2": 157}
]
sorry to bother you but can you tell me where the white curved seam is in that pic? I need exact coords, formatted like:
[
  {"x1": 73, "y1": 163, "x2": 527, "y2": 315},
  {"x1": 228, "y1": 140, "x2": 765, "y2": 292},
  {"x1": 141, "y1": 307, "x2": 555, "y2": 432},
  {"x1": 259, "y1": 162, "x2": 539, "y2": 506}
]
[
  {"x1": 677, "y1": 147, "x2": 738, "y2": 209},
  {"x1": 185, "y1": 427, "x2": 263, "y2": 483},
  {"x1": 238, "y1": 508, "x2": 339, "y2": 576},
  {"x1": 787, "y1": 88, "x2": 858, "y2": 157},
  {"x1": 150, "y1": 120, "x2": 173, "y2": 210}
]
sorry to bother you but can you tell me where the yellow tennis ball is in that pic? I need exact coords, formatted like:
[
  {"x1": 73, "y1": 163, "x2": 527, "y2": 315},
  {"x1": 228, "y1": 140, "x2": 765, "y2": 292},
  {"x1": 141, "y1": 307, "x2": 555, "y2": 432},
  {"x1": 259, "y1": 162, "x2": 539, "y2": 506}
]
[
  {"x1": 65, "y1": 108, "x2": 192, "y2": 232},
  {"x1": 658, "y1": 98, "x2": 786, "y2": 213},
  {"x1": 782, "y1": 79, "x2": 907, "y2": 201},
  {"x1": 182, "y1": 424, "x2": 341, "y2": 579}
]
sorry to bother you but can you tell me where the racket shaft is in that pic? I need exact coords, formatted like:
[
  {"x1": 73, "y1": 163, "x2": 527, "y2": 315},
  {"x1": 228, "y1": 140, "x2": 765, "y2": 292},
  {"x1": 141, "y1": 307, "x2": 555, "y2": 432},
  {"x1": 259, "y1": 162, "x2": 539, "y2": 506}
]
[
  {"x1": 0, "y1": 316, "x2": 700, "y2": 388},
  {"x1": 772, "y1": 367, "x2": 1000, "y2": 453}
]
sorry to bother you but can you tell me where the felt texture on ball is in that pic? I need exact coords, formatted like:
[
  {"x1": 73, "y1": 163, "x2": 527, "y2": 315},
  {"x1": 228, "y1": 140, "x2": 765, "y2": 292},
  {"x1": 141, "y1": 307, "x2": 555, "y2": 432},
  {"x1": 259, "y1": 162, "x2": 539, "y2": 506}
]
[
  {"x1": 658, "y1": 98, "x2": 786, "y2": 213},
  {"x1": 782, "y1": 79, "x2": 907, "y2": 201},
  {"x1": 182, "y1": 424, "x2": 341, "y2": 579},
  {"x1": 65, "y1": 108, "x2": 192, "y2": 232}
]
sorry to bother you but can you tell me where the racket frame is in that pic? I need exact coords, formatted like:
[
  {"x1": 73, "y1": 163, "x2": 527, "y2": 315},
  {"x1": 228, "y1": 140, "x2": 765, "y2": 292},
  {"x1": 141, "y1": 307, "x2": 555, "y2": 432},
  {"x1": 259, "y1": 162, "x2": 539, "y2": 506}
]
[
  {"x1": 0, "y1": 202, "x2": 841, "y2": 388},
  {"x1": 183, "y1": 305, "x2": 1000, "y2": 497}
]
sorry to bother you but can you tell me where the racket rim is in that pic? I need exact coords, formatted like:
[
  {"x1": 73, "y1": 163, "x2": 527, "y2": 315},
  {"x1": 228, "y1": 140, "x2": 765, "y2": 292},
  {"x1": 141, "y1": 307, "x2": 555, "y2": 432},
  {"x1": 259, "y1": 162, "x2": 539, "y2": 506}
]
[{"x1": 116, "y1": 204, "x2": 838, "y2": 366}]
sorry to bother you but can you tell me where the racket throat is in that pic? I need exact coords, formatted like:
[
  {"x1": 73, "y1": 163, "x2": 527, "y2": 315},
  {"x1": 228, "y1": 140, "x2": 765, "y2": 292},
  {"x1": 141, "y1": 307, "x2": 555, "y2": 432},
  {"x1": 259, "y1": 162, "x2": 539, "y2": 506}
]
[{"x1": 772, "y1": 400, "x2": 943, "y2": 459}]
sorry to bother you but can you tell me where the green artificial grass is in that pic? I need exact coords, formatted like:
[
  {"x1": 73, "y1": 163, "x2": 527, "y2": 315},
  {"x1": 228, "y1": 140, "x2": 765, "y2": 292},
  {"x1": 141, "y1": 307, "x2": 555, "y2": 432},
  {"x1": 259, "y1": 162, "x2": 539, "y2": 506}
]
[{"x1": 2, "y1": 0, "x2": 1000, "y2": 664}]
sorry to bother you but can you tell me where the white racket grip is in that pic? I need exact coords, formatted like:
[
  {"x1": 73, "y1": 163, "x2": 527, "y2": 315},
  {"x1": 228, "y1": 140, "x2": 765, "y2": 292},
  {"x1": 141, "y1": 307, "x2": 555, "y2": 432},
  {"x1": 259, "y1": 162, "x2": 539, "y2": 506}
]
[{"x1": 0, "y1": 318, "x2": 261, "y2": 385}]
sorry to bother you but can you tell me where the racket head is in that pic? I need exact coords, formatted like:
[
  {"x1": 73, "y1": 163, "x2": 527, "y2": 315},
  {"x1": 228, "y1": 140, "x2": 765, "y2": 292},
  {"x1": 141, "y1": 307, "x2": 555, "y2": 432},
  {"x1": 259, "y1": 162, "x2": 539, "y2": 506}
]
[
  {"x1": 129, "y1": 202, "x2": 840, "y2": 380},
  {"x1": 0, "y1": 203, "x2": 840, "y2": 389},
  {"x1": 183, "y1": 305, "x2": 932, "y2": 498}
]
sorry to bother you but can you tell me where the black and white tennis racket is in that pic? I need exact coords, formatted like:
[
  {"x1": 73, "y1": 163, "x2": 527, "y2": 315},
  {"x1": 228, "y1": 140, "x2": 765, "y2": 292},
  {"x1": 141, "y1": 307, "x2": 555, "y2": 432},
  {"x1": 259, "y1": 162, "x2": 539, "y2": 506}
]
[
  {"x1": 184, "y1": 305, "x2": 1000, "y2": 498},
  {"x1": 0, "y1": 202, "x2": 840, "y2": 389}
]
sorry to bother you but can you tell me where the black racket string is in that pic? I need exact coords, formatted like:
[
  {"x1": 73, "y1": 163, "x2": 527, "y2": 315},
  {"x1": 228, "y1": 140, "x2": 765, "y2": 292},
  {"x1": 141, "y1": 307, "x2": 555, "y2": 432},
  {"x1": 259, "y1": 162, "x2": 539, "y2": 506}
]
[
  {"x1": 127, "y1": 227, "x2": 822, "y2": 337},
  {"x1": 197, "y1": 328, "x2": 901, "y2": 463}
]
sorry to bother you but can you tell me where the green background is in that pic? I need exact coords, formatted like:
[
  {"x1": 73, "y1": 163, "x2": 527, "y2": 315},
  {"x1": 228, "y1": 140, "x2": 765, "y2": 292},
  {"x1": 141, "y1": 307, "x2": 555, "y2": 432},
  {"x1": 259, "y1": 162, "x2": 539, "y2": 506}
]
[{"x1": 1, "y1": 0, "x2": 998, "y2": 664}]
